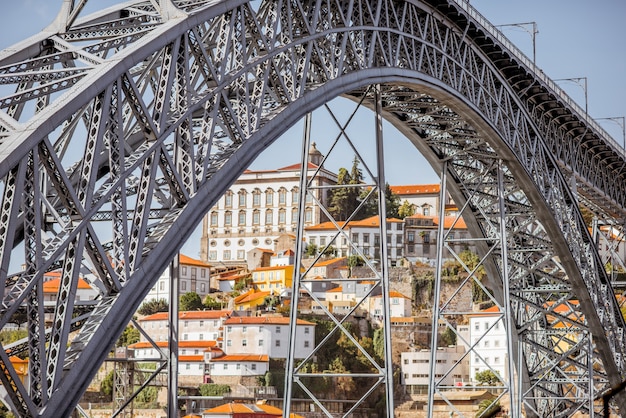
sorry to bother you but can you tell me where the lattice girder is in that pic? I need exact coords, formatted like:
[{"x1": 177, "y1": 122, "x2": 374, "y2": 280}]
[{"x1": 0, "y1": 1, "x2": 624, "y2": 416}]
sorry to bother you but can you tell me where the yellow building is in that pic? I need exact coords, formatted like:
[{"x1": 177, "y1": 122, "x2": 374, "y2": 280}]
[
  {"x1": 251, "y1": 265, "x2": 294, "y2": 296},
  {"x1": 233, "y1": 289, "x2": 271, "y2": 311}
]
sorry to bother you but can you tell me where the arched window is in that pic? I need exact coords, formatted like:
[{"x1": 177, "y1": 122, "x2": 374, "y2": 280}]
[
  {"x1": 238, "y1": 210, "x2": 246, "y2": 226},
  {"x1": 278, "y1": 188, "x2": 287, "y2": 205},
  {"x1": 224, "y1": 211, "x2": 232, "y2": 226},
  {"x1": 252, "y1": 209, "x2": 260, "y2": 225},
  {"x1": 305, "y1": 207, "x2": 313, "y2": 223},
  {"x1": 291, "y1": 207, "x2": 298, "y2": 224},
  {"x1": 210, "y1": 211, "x2": 218, "y2": 227},
  {"x1": 265, "y1": 188, "x2": 274, "y2": 206},
  {"x1": 291, "y1": 187, "x2": 299, "y2": 204},
  {"x1": 238, "y1": 189, "x2": 247, "y2": 208},
  {"x1": 252, "y1": 188, "x2": 261, "y2": 207},
  {"x1": 265, "y1": 209, "x2": 273, "y2": 225},
  {"x1": 224, "y1": 190, "x2": 233, "y2": 208},
  {"x1": 278, "y1": 208, "x2": 286, "y2": 225}
]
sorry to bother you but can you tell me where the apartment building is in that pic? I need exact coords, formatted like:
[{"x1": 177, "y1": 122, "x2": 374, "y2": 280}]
[{"x1": 144, "y1": 254, "x2": 212, "y2": 302}]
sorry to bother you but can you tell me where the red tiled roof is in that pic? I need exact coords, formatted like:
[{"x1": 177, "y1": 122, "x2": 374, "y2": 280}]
[
  {"x1": 252, "y1": 265, "x2": 292, "y2": 272},
  {"x1": 312, "y1": 257, "x2": 346, "y2": 267},
  {"x1": 180, "y1": 355, "x2": 205, "y2": 362},
  {"x1": 234, "y1": 290, "x2": 270, "y2": 304},
  {"x1": 371, "y1": 290, "x2": 411, "y2": 299},
  {"x1": 306, "y1": 215, "x2": 402, "y2": 231}
]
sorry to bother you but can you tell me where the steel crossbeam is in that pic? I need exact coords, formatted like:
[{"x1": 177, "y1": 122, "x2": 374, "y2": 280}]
[{"x1": 0, "y1": 0, "x2": 623, "y2": 416}]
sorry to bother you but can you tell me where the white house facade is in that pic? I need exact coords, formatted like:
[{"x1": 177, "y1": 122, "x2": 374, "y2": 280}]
[
  {"x1": 200, "y1": 143, "x2": 337, "y2": 265},
  {"x1": 223, "y1": 316, "x2": 315, "y2": 359}
]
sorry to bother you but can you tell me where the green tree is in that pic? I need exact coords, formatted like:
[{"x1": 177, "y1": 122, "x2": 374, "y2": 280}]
[
  {"x1": 475, "y1": 369, "x2": 501, "y2": 386},
  {"x1": 137, "y1": 298, "x2": 168, "y2": 316},
  {"x1": 440, "y1": 326, "x2": 457, "y2": 347},
  {"x1": 304, "y1": 243, "x2": 318, "y2": 257},
  {"x1": 398, "y1": 200, "x2": 415, "y2": 219},
  {"x1": 372, "y1": 328, "x2": 385, "y2": 361},
  {"x1": 328, "y1": 157, "x2": 365, "y2": 220},
  {"x1": 100, "y1": 370, "x2": 114, "y2": 399},
  {"x1": 360, "y1": 183, "x2": 401, "y2": 219},
  {"x1": 117, "y1": 325, "x2": 140, "y2": 347},
  {"x1": 180, "y1": 292, "x2": 203, "y2": 311},
  {"x1": 203, "y1": 295, "x2": 222, "y2": 310},
  {"x1": 199, "y1": 384, "x2": 231, "y2": 396}
]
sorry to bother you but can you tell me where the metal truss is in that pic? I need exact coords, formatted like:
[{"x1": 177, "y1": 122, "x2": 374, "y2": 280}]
[
  {"x1": 0, "y1": 0, "x2": 624, "y2": 417},
  {"x1": 285, "y1": 85, "x2": 395, "y2": 417}
]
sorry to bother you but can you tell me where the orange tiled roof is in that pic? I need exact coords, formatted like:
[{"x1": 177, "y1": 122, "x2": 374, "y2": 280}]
[
  {"x1": 312, "y1": 257, "x2": 346, "y2": 267},
  {"x1": 253, "y1": 265, "x2": 292, "y2": 272},
  {"x1": 180, "y1": 355, "x2": 205, "y2": 362},
  {"x1": 211, "y1": 354, "x2": 269, "y2": 362},
  {"x1": 306, "y1": 215, "x2": 401, "y2": 231},
  {"x1": 43, "y1": 278, "x2": 92, "y2": 293},
  {"x1": 372, "y1": 290, "x2": 411, "y2": 299},
  {"x1": 179, "y1": 254, "x2": 211, "y2": 268},
  {"x1": 390, "y1": 184, "x2": 440, "y2": 195},
  {"x1": 141, "y1": 310, "x2": 232, "y2": 321},
  {"x1": 327, "y1": 286, "x2": 343, "y2": 293},
  {"x1": 203, "y1": 402, "x2": 286, "y2": 415},
  {"x1": 128, "y1": 340, "x2": 218, "y2": 349},
  {"x1": 223, "y1": 316, "x2": 314, "y2": 326},
  {"x1": 234, "y1": 290, "x2": 270, "y2": 304}
]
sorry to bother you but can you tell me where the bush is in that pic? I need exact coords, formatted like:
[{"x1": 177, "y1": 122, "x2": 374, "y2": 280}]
[{"x1": 198, "y1": 383, "x2": 231, "y2": 396}]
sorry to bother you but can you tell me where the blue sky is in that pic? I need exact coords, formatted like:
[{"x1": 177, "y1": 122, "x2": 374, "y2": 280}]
[{"x1": 0, "y1": 1, "x2": 624, "y2": 257}]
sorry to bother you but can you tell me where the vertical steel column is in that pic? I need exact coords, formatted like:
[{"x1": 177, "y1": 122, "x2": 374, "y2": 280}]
[
  {"x1": 168, "y1": 254, "x2": 179, "y2": 418},
  {"x1": 427, "y1": 162, "x2": 448, "y2": 417},
  {"x1": 498, "y1": 161, "x2": 518, "y2": 418},
  {"x1": 284, "y1": 112, "x2": 313, "y2": 418},
  {"x1": 374, "y1": 84, "x2": 395, "y2": 416}
]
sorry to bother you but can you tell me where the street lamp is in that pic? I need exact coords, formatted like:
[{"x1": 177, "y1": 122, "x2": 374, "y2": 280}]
[
  {"x1": 555, "y1": 77, "x2": 588, "y2": 115},
  {"x1": 596, "y1": 116, "x2": 626, "y2": 155},
  {"x1": 496, "y1": 22, "x2": 538, "y2": 65}
]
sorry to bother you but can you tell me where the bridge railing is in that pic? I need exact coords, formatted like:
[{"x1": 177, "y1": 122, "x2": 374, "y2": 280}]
[{"x1": 453, "y1": 0, "x2": 625, "y2": 155}]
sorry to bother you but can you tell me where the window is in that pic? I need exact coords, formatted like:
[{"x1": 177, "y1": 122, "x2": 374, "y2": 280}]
[
  {"x1": 181, "y1": 281, "x2": 187, "y2": 291},
  {"x1": 210, "y1": 212, "x2": 218, "y2": 226},
  {"x1": 408, "y1": 232, "x2": 415, "y2": 243},
  {"x1": 242, "y1": 339, "x2": 247, "y2": 347},
  {"x1": 238, "y1": 190, "x2": 246, "y2": 207},
  {"x1": 209, "y1": 250, "x2": 217, "y2": 260},
  {"x1": 292, "y1": 188, "x2": 299, "y2": 203},
  {"x1": 275, "y1": 340, "x2": 281, "y2": 347},
  {"x1": 237, "y1": 250, "x2": 245, "y2": 260},
  {"x1": 253, "y1": 189, "x2": 261, "y2": 207},
  {"x1": 304, "y1": 341, "x2": 310, "y2": 348},
  {"x1": 224, "y1": 211, "x2": 232, "y2": 226},
  {"x1": 304, "y1": 327, "x2": 310, "y2": 334},
  {"x1": 227, "y1": 340, "x2": 232, "y2": 346},
  {"x1": 238, "y1": 210, "x2": 246, "y2": 226},
  {"x1": 291, "y1": 208, "x2": 298, "y2": 224},
  {"x1": 276, "y1": 326, "x2": 281, "y2": 333},
  {"x1": 251, "y1": 364, "x2": 257, "y2": 371},
  {"x1": 265, "y1": 189, "x2": 274, "y2": 206},
  {"x1": 199, "y1": 333, "x2": 204, "y2": 340},
  {"x1": 363, "y1": 234, "x2": 369, "y2": 244},
  {"x1": 258, "y1": 339, "x2": 264, "y2": 346},
  {"x1": 224, "y1": 191, "x2": 233, "y2": 208},
  {"x1": 305, "y1": 207, "x2": 312, "y2": 223},
  {"x1": 223, "y1": 250, "x2": 231, "y2": 260},
  {"x1": 224, "y1": 364, "x2": 228, "y2": 370},
  {"x1": 265, "y1": 210, "x2": 273, "y2": 225},
  {"x1": 253, "y1": 210, "x2": 260, "y2": 225},
  {"x1": 183, "y1": 334, "x2": 188, "y2": 340},
  {"x1": 279, "y1": 188, "x2": 287, "y2": 205},
  {"x1": 243, "y1": 326, "x2": 247, "y2": 332},
  {"x1": 186, "y1": 364, "x2": 190, "y2": 370},
  {"x1": 278, "y1": 209, "x2": 286, "y2": 224},
  {"x1": 201, "y1": 283, "x2": 206, "y2": 293}
]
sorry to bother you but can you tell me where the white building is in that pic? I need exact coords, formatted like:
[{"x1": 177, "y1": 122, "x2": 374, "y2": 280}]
[
  {"x1": 468, "y1": 306, "x2": 508, "y2": 382},
  {"x1": 207, "y1": 354, "x2": 269, "y2": 378},
  {"x1": 305, "y1": 216, "x2": 405, "y2": 264},
  {"x1": 390, "y1": 184, "x2": 442, "y2": 217},
  {"x1": 135, "y1": 310, "x2": 232, "y2": 343},
  {"x1": 144, "y1": 254, "x2": 212, "y2": 302},
  {"x1": 200, "y1": 143, "x2": 337, "y2": 264},
  {"x1": 369, "y1": 290, "x2": 412, "y2": 322},
  {"x1": 223, "y1": 316, "x2": 315, "y2": 359},
  {"x1": 401, "y1": 346, "x2": 469, "y2": 394}
]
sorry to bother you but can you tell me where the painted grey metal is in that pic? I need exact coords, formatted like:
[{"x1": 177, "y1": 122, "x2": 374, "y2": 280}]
[{"x1": 0, "y1": 0, "x2": 623, "y2": 416}]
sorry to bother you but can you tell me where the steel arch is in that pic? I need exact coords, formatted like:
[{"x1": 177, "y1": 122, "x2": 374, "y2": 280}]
[{"x1": 0, "y1": 0, "x2": 624, "y2": 416}]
